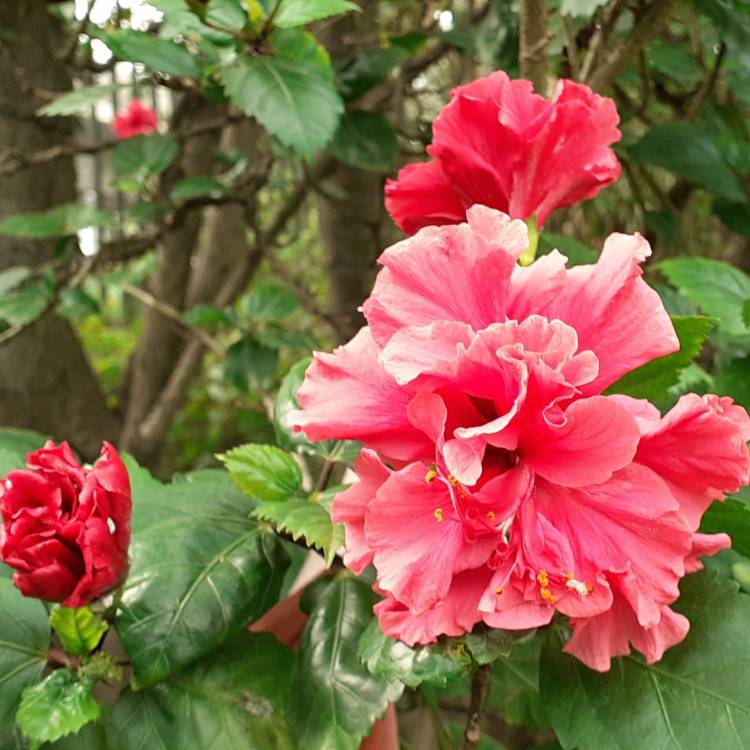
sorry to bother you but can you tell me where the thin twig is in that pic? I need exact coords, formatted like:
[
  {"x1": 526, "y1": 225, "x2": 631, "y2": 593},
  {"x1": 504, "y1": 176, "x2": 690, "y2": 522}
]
[
  {"x1": 579, "y1": 0, "x2": 628, "y2": 83},
  {"x1": 685, "y1": 41, "x2": 726, "y2": 120},
  {"x1": 461, "y1": 664, "x2": 492, "y2": 750},
  {"x1": 122, "y1": 283, "x2": 225, "y2": 357},
  {"x1": 561, "y1": 14, "x2": 580, "y2": 80},
  {"x1": 60, "y1": 0, "x2": 96, "y2": 63}
]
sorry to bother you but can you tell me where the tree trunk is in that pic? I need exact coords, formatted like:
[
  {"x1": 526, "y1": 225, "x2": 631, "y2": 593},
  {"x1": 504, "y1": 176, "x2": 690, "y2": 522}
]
[{"x1": 0, "y1": 0, "x2": 118, "y2": 459}]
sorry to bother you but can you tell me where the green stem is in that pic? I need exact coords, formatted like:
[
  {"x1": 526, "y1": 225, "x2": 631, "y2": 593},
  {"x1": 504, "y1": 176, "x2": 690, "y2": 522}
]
[{"x1": 519, "y1": 216, "x2": 539, "y2": 266}]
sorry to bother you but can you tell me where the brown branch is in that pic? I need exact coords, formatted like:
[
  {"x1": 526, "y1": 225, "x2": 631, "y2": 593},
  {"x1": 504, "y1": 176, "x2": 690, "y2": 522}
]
[
  {"x1": 579, "y1": 0, "x2": 628, "y2": 84},
  {"x1": 685, "y1": 41, "x2": 726, "y2": 120},
  {"x1": 461, "y1": 664, "x2": 492, "y2": 750},
  {"x1": 562, "y1": 14, "x2": 580, "y2": 80},
  {"x1": 60, "y1": 0, "x2": 95, "y2": 63},
  {"x1": 122, "y1": 283, "x2": 225, "y2": 356},
  {"x1": 584, "y1": 0, "x2": 679, "y2": 91},
  {"x1": 519, "y1": 0, "x2": 550, "y2": 94}
]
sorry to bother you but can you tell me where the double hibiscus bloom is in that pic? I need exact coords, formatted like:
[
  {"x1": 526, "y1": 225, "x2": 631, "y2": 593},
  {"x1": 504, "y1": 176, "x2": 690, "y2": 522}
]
[{"x1": 293, "y1": 72, "x2": 750, "y2": 671}]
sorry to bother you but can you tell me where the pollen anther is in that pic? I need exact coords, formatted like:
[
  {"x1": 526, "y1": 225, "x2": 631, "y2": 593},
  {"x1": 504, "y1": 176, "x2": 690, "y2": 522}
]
[
  {"x1": 495, "y1": 586, "x2": 503, "y2": 596},
  {"x1": 433, "y1": 507, "x2": 445, "y2": 523},
  {"x1": 424, "y1": 469, "x2": 438, "y2": 484}
]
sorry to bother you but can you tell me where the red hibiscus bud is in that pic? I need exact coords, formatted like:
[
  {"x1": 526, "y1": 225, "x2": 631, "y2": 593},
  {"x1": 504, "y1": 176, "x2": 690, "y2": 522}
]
[{"x1": 0, "y1": 441, "x2": 131, "y2": 608}]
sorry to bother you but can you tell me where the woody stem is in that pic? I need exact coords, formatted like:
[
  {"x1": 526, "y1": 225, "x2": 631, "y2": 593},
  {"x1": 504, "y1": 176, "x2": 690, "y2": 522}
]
[{"x1": 461, "y1": 663, "x2": 493, "y2": 750}]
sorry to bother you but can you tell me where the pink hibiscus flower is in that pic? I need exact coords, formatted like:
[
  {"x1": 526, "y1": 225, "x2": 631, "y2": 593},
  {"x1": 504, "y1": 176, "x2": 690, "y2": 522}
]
[
  {"x1": 112, "y1": 99, "x2": 158, "y2": 140},
  {"x1": 292, "y1": 206, "x2": 750, "y2": 671},
  {"x1": 385, "y1": 72, "x2": 621, "y2": 235}
]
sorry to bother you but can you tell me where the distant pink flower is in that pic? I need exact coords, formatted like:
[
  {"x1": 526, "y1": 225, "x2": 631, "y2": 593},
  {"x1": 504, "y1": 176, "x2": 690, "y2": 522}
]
[
  {"x1": 113, "y1": 99, "x2": 158, "y2": 139},
  {"x1": 385, "y1": 72, "x2": 621, "y2": 235},
  {"x1": 292, "y1": 206, "x2": 750, "y2": 671}
]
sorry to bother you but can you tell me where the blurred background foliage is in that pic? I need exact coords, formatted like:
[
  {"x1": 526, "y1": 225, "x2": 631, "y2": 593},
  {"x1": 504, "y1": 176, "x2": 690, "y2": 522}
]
[{"x1": 1, "y1": 0, "x2": 750, "y2": 481}]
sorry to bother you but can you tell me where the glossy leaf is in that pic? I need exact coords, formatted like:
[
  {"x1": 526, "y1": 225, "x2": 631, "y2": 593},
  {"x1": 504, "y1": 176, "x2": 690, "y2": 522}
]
[
  {"x1": 221, "y1": 54, "x2": 342, "y2": 157},
  {"x1": 170, "y1": 175, "x2": 227, "y2": 200},
  {"x1": 540, "y1": 571, "x2": 750, "y2": 750},
  {"x1": 115, "y1": 467, "x2": 290, "y2": 688},
  {"x1": 253, "y1": 487, "x2": 344, "y2": 566},
  {"x1": 702, "y1": 498, "x2": 750, "y2": 558},
  {"x1": 220, "y1": 443, "x2": 302, "y2": 502},
  {"x1": 715, "y1": 356, "x2": 750, "y2": 409},
  {"x1": 274, "y1": 0, "x2": 359, "y2": 28},
  {"x1": 0, "y1": 204, "x2": 114, "y2": 238},
  {"x1": 49, "y1": 607, "x2": 108, "y2": 657},
  {"x1": 607, "y1": 316, "x2": 714, "y2": 400},
  {"x1": 336, "y1": 45, "x2": 409, "y2": 101},
  {"x1": 112, "y1": 133, "x2": 179, "y2": 182},
  {"x1": 629, "y1": 123, "x2": 745, "y2": 201},
  {"x1": 538, "y1": 232, "x2": 597, "y2": 267},
  {"x1": 0, "y1": 276, "x2": 54, "y2": 327},
  {"x1": 16, "y1": 669, "x2": 100, "y2": 748},
  {"x1": 288, "y1": 575, "x2": 403, "y2": 749},
  {"x1": 661, "y1": 257, "x2": 750, "y2": 335},
  {"x1": 463, "y1": 624, "x2": 537, "y2": 666},
  {"x1": 241, "y1": 281, "x2": 300, "y2": 320},
  {"x1": 104, "y1": 29, "x2": 199, "y2": 77},
  {"x1": 107, "y1": 633, "x2": 294, "y2": 750},
  {"x1": 0, "y1": 578, "x2": 49, "y2": 746},
  {"x1": 224, "y1": 336, "x2": 279, "y2": 390},
  {"x1": 358, "y1": 619, "x2": 469, "y2": 687},
  {"x1": 37, "y1": 84, "x2": 121, "y2": 117},
  {"x1": 327, "y1": 111, "x2": 398, "y2": 170}
]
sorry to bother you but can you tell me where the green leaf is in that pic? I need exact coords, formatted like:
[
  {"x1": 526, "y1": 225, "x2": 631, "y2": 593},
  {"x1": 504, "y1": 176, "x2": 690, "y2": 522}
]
[
  {"x1": 0, "y1": 276, "x2": 54, "y2": 327},
  {"x1": 112, "y1": 133, "x2": 179, "y2": 182},
  {"x1": 170, "y1": 175, "x2": 227, "y2": 200},
  {"x1": 463, "y1": 624, "x2": 536, "y2": 666},
  {"x1": 273, "y1": 358, "x2": 360, "y2": 463},
  {"x1": 327, "y1": 110, "x2": 398, "y2": 171},
  {"x1": 274, "y1": 0, "x2": 359, "y2": 28},
  {"x1": 607, "y1": 316, "x2": 714, "y2": 401},
  {"x1": 272, "y1": 28, "x2": 335, "y2": 81},
  {"x1": 488, "y1": 639, "x2": 548, "y2": 729},
  {"x1": 241, "y1": 281, "x2": 300, "y2": 320},
  {"x1": 221, "y1": 55, "x2": 343, "y2": 157},
  {"x1": 715, "y1": 199, "x2": 750, "y2": 240},
  {"x1": 16, "y1": 670, "x2": 99, "y2": 748},
  {"x1": 744, "y1": 299, "x2": 750, "y2": 329},
  {"x1": 702, "y1": 498, "x2": 750, "y2": 558},
  {"x1": 108, "y1": 632, "x2": 294, "y2": 750},
  {"x1": 125, "y1": 200, "x2": 170, "y2": 223},
  {"x1": 646, "y1": 40, "x2": 703, "y2": 86},
  {"x1": 0, "y1": 578, "x2": 49, "y2": 747},
  {"x1": 336, "y1": 45, "x2": 409, "y2": 101},
  {"x1": 358, "y1": 619, "x2": 469, "y2": 687},
  {"x1": 115, "y1": 466, "x2": 290, "y2": 688},
  {"x1": 288, "y1": 575, "x2": 403, "y2": 749},
  {"x1": 224, "y1": 336, "x2": 279, "y2": 390},
  {"x1": 219, "y1": 443, "x2": 302, "y2": 502},
  {"x1": 628, "y1": 123, "x2": 746, "y2": 201},
  {"x1": 540, "y1": 571, "x2": 750, "y2": 750},
  {"x1": 559, "y1": 0, "x2": 607, "y2": 16},
  {"x1": 37, "y1": 85, "x2": 121, "y2": 117},
  {"x1": 0, "y1": 204, "x2": 114, "y2": 238},
  {"x1": 715, "y1": 356, "x2": 750, "y2": 409},
  {"x1": 253, "y1": 486, "x2": 344, "y2": 566},
  {"x1": 183, "y1": 303, "x2": 235, "y2": 328},
  {"x1": 0, "y1": 266, "x2": 31, "y2": 296},
  {"x1": 538, "y1": 232, "x2": 597, "y2": 267},
  {"x1": 49, "y1": 607, "x2": 108, "y2": 657},
  {"x1": 661, "y1": 256, "x2": 750, "y2": 335},
  {"x1": 0, "y1": 428, "x2": 48, "y2": 465},
  {"x1": 103, "y1": 29, "x2": 199, "y2": 77},
  {"x1": 57, "y1": 288, "x2": 100, "y2": 322}
]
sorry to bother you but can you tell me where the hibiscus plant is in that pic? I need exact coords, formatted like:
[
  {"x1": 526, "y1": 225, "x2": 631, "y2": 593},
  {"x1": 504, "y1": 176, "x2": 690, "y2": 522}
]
[{"x1": 2, "y1": 1, "x2": 750, "y2": 750}]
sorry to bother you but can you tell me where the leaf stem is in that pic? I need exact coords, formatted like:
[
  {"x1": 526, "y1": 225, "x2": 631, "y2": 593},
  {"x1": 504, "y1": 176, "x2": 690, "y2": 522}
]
[{"x1": 461, "y1": 663, "x2": 492, "y2": 750}]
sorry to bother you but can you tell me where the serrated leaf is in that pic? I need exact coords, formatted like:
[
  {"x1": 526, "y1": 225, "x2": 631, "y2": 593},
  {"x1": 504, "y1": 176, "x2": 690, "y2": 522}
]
[
  {"x1": 115, "y1": 466, "x2": 290, "y2": 688},
  {"x1": 112, "y1": 133, "x2": 179, "y2": 182},
  {"x1": 661, "y1": 257, "x2": 750, "y2": 335},
  {"x1": 220, "y1": 443, "x2": 302, "y2": 502},
  {"x1": 358, "y1": 619, "x2": 469, "y2": 687},
  {"x1": 336, "y1": 45, "x2": 409, "y2": 101},
  {"x1": 607, "y1": 316, "x2": 714, "y2": 401},
  {"x1": 37, "y1": 85, "x2": 121, "y2": 117},
  {"x1": 288, "y1": 575, "x2": 403, "y2": 749},
  {"x1": 183, "y1": 303, "x2": 235, "y2": 328},
  {"x1": 241, "y1": 281, "x2": 300, "y2": 320},
  {"x1": 221, "y1": 55, "x2": 343, "y2": 157},
  {"x1": 274, "y1": 0, "x2": 359, "y2": 28},
  {"x1": 629, "y1": 123, "x2": 745, "y2": 201},
  {"x1": 224, "y1": 336, "x2": 279, "y2": 390},
  {"x1": 0, "y1": 578, "x2": 49, "y2": 748},
  {"x1": 540, "y1": 571, "x2": 750, "y2": 750},
  {"x1": 462, "y1": 624, "x2": 536, "y2": 666},
  {"x1": 104, "y1": 29, "x2": 199, "y2": 77},
  {"x1": 16, "y1": 669, "x2": 100, "y2": 748},
  {"x1": 327, "y1": 110, "x2": 397, "y2": 171},
  {"x1": 108, "y1": 632, "x2": 294, "y2": 750},
  {"x1": 0, "y1": 276, "x2": 54, "y2": 327},
  {"x1": 254, "y1": 487, "x2": 344, "y2": 566},
  {"x1": 715, "y1": 356, "x2": 750, "y2": 409},
  {"x1": 49, "y1": 607, "x2": 108, "y2": 657},
  {"x1": 0, "y1": 204, "x2": 114, "y2": 238},
  {"x1": 170, "y1": 175, "x2": 227, "y2": 200}
]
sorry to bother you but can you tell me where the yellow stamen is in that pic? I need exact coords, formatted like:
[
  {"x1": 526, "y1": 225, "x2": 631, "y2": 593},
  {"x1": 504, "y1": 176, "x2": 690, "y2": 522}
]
[
  {"x1": 494, "y1": 586, "x2": 503, "y2": 596},
  {"x1": 433, "y1": 507, "x2": 445, "y2": 523},
  {"x1": 536, "y1": 570, "x2": 550, "y2": 587},
  {"x1": 448, "y1": 474, "x2": 460, "y2": 486},
  {"x1": 540, "y1": 587, "x2": 557, "y2": 603},
  {"x1": 424, "y1": 468, "x2": 438, "y2": 484},
  {"x1": 486, "y1": 511, "x2": 496, "y2": 521}
]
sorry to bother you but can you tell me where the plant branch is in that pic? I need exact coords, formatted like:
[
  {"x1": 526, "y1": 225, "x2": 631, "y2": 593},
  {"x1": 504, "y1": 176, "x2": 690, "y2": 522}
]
[
  {"x1": 122, "y1": 283, "x2": 225, "y2": 356},
  {"x1": 685, "y1": 41, "x2": 726, "y2": 120},
  {"x1": 579, "y1": 0, "x2": 628, "y2": 84},
  {"x1": 461, "y1": 663, "x2": 492, "y2": 750},
  {"x1": 519, "y1": 0, "x2": 550, "y2": 94}
]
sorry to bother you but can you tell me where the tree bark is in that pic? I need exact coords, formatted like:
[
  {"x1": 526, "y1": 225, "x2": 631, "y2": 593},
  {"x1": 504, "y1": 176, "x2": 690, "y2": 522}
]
[
  {"x1": 0, "y1": 0, "x2": 118, "y2": 459},
  {"x1": 520, "y1": 0, "x2": 550, "y2": 94}
]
